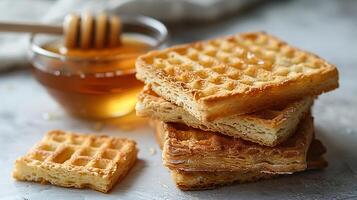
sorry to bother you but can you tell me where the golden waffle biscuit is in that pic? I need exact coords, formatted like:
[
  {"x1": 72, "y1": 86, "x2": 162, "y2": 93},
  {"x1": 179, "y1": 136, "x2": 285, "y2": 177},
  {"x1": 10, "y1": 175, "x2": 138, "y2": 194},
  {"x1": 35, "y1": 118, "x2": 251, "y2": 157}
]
[
  {"x1": 13, "y1": 130, "x2": 137, "y2": 193},
  {"x1": 171, "y1": 140, "x2": 327, "y2": 190},
  {"x1": 136, "y1": 32, "x2": 338, "y2": 121},
  {"x1": 155, "y1": 124, "x2": 327, "y2": 190},
  {"x1": 137, "y1": 86, "x2": 313, "y2": 146},
  {"x1": 171, "y1": 157, "x2": 327, "y2": 191},
  {"x1": 155, "y1": 113, "x2": 314, "y2": 173},
  {"x1": 155, "y1": 122, "x2": 327, "y2": 190},
  {"x1": 172, "y1": 170, "x2": 274, "y2": 191}
]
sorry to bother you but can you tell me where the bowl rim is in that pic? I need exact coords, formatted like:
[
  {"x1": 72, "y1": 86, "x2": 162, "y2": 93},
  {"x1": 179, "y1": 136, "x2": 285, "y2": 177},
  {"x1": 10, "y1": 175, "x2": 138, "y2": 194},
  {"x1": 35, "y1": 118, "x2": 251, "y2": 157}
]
[{"x1": 29, "y1": 14, "x2": 169, "y2": 62}]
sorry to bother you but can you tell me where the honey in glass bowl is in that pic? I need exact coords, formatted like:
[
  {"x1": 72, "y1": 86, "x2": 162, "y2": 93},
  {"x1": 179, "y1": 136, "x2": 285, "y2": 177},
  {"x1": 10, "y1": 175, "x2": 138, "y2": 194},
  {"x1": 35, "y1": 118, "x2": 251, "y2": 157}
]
[{"x1": 29, "y1": 15, "x2": 168, "y2": 119}]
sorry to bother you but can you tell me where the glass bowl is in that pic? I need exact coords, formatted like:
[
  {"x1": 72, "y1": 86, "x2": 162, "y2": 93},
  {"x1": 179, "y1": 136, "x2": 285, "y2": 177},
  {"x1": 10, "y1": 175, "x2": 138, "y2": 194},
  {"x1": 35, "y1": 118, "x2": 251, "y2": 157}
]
[{"x1": 29, "y1": 14, "x2": 168, "y2": 119}]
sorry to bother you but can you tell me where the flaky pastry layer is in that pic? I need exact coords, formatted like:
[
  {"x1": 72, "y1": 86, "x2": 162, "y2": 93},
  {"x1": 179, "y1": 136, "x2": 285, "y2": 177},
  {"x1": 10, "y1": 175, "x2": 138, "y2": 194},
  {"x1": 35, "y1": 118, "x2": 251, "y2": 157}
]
[
  {"x1": 137, "y1": 85, "x2": 313, "y2": 146},
  {"x1": 156, "y1": 114, "x2": 314, "y2": 173},
  {"x1": 155, "y1": 123, "x2": 327, "y2": 190}
]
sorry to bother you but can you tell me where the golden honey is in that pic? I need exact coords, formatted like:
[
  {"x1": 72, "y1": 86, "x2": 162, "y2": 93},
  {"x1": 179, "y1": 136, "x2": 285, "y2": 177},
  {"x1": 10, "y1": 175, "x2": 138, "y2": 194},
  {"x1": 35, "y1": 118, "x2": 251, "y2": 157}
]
[{"x1": 32, "y1": 36, "x2": 150, "y2": 119}]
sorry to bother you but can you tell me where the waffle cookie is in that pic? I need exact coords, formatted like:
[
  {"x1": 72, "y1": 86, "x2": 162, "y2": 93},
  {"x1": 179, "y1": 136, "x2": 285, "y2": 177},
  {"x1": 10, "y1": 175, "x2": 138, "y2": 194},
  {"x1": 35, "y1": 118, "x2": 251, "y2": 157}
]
[
  {"x1": 137, "y1": 85, "x2": 313, "y2": 146},
  {"x1": 13, "y1": 130, "x2": 137, "y2": 193},
  {"x1": 155, "y1": 121, "x2": 327, "y2": 190},
  {"x1": 136, "y1": 32, "x2": 338, "y2": 121},
  {"x1": 171, "y1": 140, "x2": 327, "y2": 190},
  {"x1": 155, "y1": 123, "x2": 327, "y2": 190},
  {"x1": 156, "y1": 113, "x2": 314, "y2": 173}
]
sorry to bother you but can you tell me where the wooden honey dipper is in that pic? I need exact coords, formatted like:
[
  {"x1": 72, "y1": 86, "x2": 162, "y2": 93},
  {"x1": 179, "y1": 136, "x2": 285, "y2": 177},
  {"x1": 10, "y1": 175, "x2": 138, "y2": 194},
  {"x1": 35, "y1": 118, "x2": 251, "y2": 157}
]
[{"x1": 0, "y1": 13, "x2": 122, "y2": 49}]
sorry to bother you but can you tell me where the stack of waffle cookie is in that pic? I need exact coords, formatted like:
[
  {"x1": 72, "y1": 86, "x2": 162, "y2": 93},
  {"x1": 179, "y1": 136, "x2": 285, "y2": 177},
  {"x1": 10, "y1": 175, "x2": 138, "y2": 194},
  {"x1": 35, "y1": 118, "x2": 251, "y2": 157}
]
[{"x1": 135, "y1": 32, "x2": 339, "y2": 190}]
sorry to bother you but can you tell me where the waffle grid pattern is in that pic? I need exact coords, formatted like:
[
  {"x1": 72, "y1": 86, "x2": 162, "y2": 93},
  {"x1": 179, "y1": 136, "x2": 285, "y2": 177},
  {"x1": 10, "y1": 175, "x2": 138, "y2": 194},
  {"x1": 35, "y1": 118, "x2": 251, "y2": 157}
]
[
  {"x1": 28, "y1": 131, "x2": 133, "y2": 172},
  {"x1": 13, "y1": 130, "x2": 137, "y2": 193},
  {"x1": 142, "y1": 32, "x2": 330, "y2": 99}
]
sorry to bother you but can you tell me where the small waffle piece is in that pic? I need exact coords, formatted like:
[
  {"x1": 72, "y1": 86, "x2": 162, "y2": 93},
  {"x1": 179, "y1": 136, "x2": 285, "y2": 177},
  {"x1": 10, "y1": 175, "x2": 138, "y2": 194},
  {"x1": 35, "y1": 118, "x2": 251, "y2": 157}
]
[
  {"x1": 136, "y1": 32, "x2": 338, "y2": 121},
  {"x1": 155, "y1": 113, "x2": 314, "y2": 173},
  {"x1": 171, "y1": 140, "x2": 327, "y2": 190},
  {"x1": 13, "y1": 130, "x2": 137, "y2": 193},
  {"x1": 137, "y1": 86, "x2": 313, "y2": 146}
]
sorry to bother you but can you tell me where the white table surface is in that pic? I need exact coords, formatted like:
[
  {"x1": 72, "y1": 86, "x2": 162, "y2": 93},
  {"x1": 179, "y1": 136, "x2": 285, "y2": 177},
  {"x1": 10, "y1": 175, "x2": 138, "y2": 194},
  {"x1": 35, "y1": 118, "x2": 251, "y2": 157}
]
[{"x1": 1, "y1": 0, "x2": 357, "y2": 199}]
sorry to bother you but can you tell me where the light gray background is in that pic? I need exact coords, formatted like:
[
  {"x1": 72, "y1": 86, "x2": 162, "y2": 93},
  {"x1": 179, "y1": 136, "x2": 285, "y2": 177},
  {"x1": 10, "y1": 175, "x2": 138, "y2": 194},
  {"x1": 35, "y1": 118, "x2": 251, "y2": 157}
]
[{"x1": 0, "y1": 0, "x2": 356, "y2": 199}]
